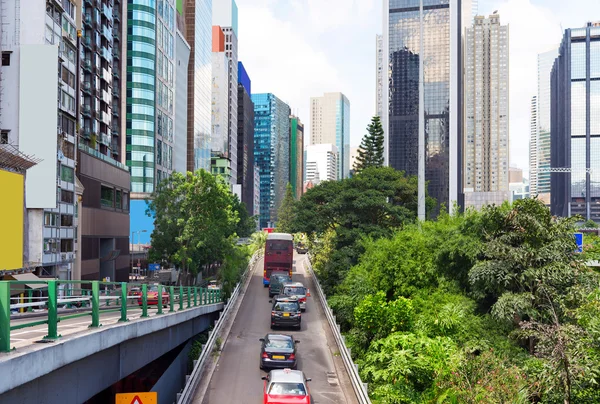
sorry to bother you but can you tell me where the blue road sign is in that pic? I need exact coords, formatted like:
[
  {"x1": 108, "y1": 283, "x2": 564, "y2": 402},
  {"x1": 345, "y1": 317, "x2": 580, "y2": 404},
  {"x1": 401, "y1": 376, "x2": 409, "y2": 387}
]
[
  {"x1": 575, "y1": 233, "x2": 583, "y2": 253},
  {"x1": 148, "y1": 263, "x2": 160, "y2": 271}
]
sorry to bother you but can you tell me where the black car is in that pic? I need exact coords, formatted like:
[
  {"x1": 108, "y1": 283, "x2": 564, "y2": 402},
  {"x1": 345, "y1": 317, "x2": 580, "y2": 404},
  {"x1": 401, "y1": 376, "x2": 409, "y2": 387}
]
[
  {"x1": 259, "y1": 334, "x2": 300, "y2": 370},
  {"x1": 269, "y1": 273, "x2": 292, "y2": 298},
  {"x1": 270, "y1": 296, "x2": 301, "y2": 329},
  {"x1": 295, "y1": 243, "x2": 308, "y2": 254}
]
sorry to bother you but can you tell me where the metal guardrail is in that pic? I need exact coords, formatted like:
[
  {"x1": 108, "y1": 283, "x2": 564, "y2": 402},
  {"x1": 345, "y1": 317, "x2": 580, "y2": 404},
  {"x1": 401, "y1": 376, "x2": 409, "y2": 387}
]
[
  {"x1": 0, "y1": 280, "x2": 222, "y2": 353},
  {"x1": 177, "y1": 251, "x2": 261, "y2": 404},
  {"x1": 306, "y1": 254, "x2": 371, "y2": 404}
]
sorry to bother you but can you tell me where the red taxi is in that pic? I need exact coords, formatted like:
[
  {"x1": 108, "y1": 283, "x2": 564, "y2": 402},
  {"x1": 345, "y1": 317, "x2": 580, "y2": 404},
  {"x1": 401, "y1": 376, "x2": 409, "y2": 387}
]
[
  {"x1": 262, "y1": 368, "x2": 312, "y2": 404},
  {"x1": 137, "y1": 285, "x2": 169, "y2": 307}
]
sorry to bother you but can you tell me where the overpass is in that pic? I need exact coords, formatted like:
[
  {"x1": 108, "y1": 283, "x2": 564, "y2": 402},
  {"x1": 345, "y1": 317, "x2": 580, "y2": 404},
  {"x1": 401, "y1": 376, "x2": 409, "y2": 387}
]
[{"x1": 0, "y1": 280, "x2": 224, "y2": 404}]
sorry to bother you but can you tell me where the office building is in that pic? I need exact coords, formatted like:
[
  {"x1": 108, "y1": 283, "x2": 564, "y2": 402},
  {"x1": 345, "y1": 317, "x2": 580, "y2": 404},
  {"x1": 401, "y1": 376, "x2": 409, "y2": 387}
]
[
  {"x1": 212, "y1": 26, "x2": 230, "y2": 163},
  {"x1": 376, "y1": 34, "x2": 384, "y2": 118},
  {"x1": 0, "y1": 0, "x2": 78, "y2": 278},
  {"x1": 290, "y1": 116, "x2": 304, "y2": 200},
  {"x1": 174, "y1": 30, "x2": 191, "y2": 174},
  {"x1": 551, "y1": 22, "x2": 600, "y2": 222},
  {"x1": 237, "y1": 61, "x2": 255, "y2": 215},
  {"x1": 252, "y1": 93, "x2": 291, "y2": 229},
  {"x1": 463, "y1": 14, "x2": 509, "y2": 208},
  {"x1": 309, "y1": 92, "x2": 350, "y2": 179},
  {"x1": 305, "y1": 144, "x2": 338, "y2": 185},
  {"x1": 530, "y1": 96, "x2": 538, "y2": 195},
  {"x1": 531, "y1": 48, "x2": 559, "y2": 203},
  {"x1": 181, "y1": 0, "x2": 212, "y2": 172},
  {"x1": 383, "y1": 0, "x2": 473, "y2": 214}
]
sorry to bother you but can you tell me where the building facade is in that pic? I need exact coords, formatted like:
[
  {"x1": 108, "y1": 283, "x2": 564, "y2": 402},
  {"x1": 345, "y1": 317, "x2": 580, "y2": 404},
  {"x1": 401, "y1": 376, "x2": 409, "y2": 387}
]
[
  {"x1": 530, "y1": 95, "x2": 538, "y2": 195},
  {"x1": 1, "y1": 0, "x2": 78, "y2": 278},
  {"x1": 182, "y1": 0, "x2": 212, "y2": 172},
  {"x1": 551, "y1": 23, "x2": 600, "y2": 222},
  {"x1": 463, "y1": 14, "x2": 509, "y2": 207},
  {"x1": 290, "y1": 116, "x2": 304, "y2": 200},
  {"x1": 305, "y1": 144, "x2": 338, "y2": 185},
  {"x1": 383, "y1": 0, "x2": 473, "y2": 214},
  {"x1": 309, "y1": 92, "x2": 350, "y2": 179},
  {"x1": 174, "y1": 30, "x2": 191, "y2": 174},
  {"x1": 211, "y1": 26, "x2": 229, "y2": 159},
  {"x1": 252, "y1": 93, "x2": 291, "y2": 229},
  {"x1": 533, "y1": 48, "x2": 559, "y2": 203},
  {"x1": 237, "y1": 61, "x2": 255, "y2": 215},
  {"x1": 376, "y1": 34, "x2": 384, "y2": 118}
]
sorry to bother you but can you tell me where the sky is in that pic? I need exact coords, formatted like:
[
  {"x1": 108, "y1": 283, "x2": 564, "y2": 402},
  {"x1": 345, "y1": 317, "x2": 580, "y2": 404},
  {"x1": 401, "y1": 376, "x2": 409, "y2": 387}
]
[{"x1": 237, "y1": 0, "x2": 600, "y2": 179}]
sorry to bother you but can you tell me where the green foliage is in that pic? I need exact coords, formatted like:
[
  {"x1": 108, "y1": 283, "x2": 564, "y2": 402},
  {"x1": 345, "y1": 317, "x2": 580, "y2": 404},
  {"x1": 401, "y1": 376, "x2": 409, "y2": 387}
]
[
  {"x1": 354, "y1": 116, "x2": 385, "y2": 173},
  {"x1": 147, "y1": 170, "x2": 239, "y2": 279},
  {"x1": 232, "y1": 195, "x2": 256, "y2": 238},
  {"x1": 354, "y1": 292, "x2": 413, "y2": 345},
  {"x1": 248, "y1": 231, "x2": 267, "y2": 255},
  {"x1": 276, "y1": 183, "x2": 296, "y2": 233},
  {"x1": 218, "y1": 245, "x2": 249, "y2": 299}
]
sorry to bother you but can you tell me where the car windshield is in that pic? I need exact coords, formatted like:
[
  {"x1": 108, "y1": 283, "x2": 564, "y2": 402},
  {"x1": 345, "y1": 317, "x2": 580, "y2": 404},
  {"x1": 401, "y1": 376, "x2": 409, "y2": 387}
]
[
  {"x1": 266, "y1": 338, "x2": 293, "y2": 349},
  {"x1": 273, "y1": 302, "x2": 299, "y2": 312},
  {"x1": 268, "y1": 382, "x2": 306, "y2": 395},
  {"x1": 284, "y1": 287, "x2": 305, "y2": 295},
  {"x1": 148, "y1": 286, "x2": 159, "y2": 292}
]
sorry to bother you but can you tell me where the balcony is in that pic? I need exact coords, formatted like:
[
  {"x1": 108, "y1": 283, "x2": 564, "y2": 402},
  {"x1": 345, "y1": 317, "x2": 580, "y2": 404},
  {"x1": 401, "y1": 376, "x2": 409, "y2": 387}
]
[
  {"x1": 81, "y1": 127, "x2": 92, "y2": 139},
  {"x1": 113, "y1": 48, "x2": 120, "y2": 59},
  {"x1": 113, "y1": 10, "x2": 120, "y2": 21},
  {"x1": 82, "y1": 59, "x2": 92, "y2": 71},
  {"x1": 78, "y1": 142, "x2": 129, "y2": 171},
  {"x1": 111, "y1": 125, "x2": 119, "y2": 135},
  {"x1": 81, "y1": 105, "x2": 92, "y2": 117},
  {"x1": 113, "y1": 32, "x2": 120, "y2": 42},
  {"x1": 82, "y1": 36, "x2": 92, "y2": 48},
  {"x1": 113, "y1": 70, "x2": 120, "y2": 80},
  {"x1": 83, "y1": 13, "x2": 92, "y2": 26},
  {"x1": 113, "y1": 87, "x2": 120, "y2": 97},
  {"x1": 102, "y1": 25, "x2": 113, "y2": 42},
  {"x1": 99, "y1": 132, "x2": 111, "y2": 146},
  {"x1": 81, "y1": 81, "x2": 92, "y2": 93},
  {"x1": 111, "y1": 141, "x2": 120, "y2": 155},
  {"x1": 112, "y1": 108, "x2": 119, "y2": 118},
  {"x1": 102, "y1": 4, "x2": 113, "y2": 19}
]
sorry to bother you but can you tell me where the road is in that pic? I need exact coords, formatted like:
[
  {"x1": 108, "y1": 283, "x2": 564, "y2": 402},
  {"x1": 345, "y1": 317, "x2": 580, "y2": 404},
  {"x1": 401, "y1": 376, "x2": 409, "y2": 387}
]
[{"x1": 200, "y1": 253, "x2": 357, "y2": 404}]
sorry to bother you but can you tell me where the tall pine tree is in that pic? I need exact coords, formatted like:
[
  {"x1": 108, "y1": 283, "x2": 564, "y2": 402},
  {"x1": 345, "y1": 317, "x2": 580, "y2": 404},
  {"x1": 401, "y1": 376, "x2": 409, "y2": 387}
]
[
  {"x1": 276, "y1": 183, "x2": 296, "y2": 233},
  {"x1": 354, "y1": 116, "x2": 385, "y2": 173}
]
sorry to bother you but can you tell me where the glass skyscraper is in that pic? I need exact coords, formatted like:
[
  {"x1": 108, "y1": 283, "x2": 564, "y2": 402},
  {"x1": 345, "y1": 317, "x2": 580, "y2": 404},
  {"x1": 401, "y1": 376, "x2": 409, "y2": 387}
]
[
  {"x1": 551, "y1": 23, "x2": 600, "y2": 222},
  {"x1": 383, "y1": 0, "x2": 472, "y2": 214},
  {"x1": 252, "y1": 93, "x2": 291, "y2": 229},
  {"x1": 127, "y1": 0, "x2": 157, "y2": 193}
]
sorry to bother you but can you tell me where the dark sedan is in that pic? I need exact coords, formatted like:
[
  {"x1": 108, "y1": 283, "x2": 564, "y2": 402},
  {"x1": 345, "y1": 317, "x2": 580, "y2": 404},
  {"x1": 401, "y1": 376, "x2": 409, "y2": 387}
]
[{"x1": 259, "y1": 334, "x2": 299, "y2": 370}]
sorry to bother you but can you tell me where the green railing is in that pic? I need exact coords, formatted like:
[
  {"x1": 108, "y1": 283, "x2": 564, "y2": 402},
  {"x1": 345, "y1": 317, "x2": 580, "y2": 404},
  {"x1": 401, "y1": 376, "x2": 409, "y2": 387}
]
[{"x1": 0, "y1": 280, "x2": 222, "y2": 353}]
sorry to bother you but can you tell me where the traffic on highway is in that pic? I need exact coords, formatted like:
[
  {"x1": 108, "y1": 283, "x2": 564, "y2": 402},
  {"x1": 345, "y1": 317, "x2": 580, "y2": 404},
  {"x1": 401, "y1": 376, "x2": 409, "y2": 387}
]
[{"x1": 200, "y1": 233, "x2": 355, "y2": 404}]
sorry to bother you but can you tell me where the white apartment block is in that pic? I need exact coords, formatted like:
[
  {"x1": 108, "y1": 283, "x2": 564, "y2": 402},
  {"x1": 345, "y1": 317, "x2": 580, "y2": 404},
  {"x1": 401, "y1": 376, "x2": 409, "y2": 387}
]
[
  {"x1": 309, "y1": 92, "x2": 350, "y2": 179},
  {"x1": 529, "y1": 96, "x2": 538, "y2": 195},
  {"x1": 464, "y1": 14, "x2": 509, "y2": 207},
  {"x1": 376, "y1": 34, "x2": 383, "y2": 118},
  {"x1": 305, "y1": 144, "x2": 338, "y2": 185}
]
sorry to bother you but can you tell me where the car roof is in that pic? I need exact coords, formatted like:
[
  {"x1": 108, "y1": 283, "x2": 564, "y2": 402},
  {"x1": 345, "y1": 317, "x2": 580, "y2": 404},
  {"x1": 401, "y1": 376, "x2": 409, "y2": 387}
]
[
  {"x1": 270, "y1": 369, "x2": 305, "y2": 383},
  {"x1": 267, "y1": 233, "x2": 294, "y2": 241},
  {"x1": 266, "y1": 333, "x2": 293, "y2": 340},
  {"x1": 273, "y1": 295, "x2": 298, "y2": 301},
  {"x1": 283, "y1": 282, "x2": 305, "y2": 288}
]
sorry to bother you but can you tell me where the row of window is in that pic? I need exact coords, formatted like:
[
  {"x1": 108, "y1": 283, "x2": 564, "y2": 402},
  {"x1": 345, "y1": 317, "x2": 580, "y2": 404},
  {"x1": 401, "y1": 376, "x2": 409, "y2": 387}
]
[
  {"x1": 44, "y1": 212, "x2": 74, "y2": 227},
  {"x1": 44, "y1": 238, "x2": 74, "y2": 254},
  {"x1": 100, "y1": 185, "x2": 130, "y2": 210}
]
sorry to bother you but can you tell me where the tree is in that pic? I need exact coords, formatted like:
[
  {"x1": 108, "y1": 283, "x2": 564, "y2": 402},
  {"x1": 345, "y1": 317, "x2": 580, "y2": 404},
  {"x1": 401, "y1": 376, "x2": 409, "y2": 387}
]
[
  {"x1": 354, "y1": 116, "x2": 385, "y2": 172},
  {"x1": 276, "y1": 183, "x2": 296, "y2": 233},
  {"x1": 147, "y1": 170, "x2": 239, "y2": 282},
  {"x1": 232, "y1": 195, "x2": 256, "y2": 238}
]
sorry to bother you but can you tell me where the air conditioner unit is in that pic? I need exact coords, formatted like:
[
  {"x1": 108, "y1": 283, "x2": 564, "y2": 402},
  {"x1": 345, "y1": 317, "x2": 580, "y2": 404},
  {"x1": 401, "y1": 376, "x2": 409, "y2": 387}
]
[{"x1": 48, "y1": 239, "x2": 55, "y2": 243}]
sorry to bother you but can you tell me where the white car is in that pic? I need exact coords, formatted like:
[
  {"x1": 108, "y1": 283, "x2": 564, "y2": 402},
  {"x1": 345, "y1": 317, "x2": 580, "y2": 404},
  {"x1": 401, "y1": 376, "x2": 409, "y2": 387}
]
[
  {"x1": 207, "y1": 280, "x2": 220, "y2": 290},
  {"x1": 282, "y1": 282, "x2": 309, "y2": 312}
]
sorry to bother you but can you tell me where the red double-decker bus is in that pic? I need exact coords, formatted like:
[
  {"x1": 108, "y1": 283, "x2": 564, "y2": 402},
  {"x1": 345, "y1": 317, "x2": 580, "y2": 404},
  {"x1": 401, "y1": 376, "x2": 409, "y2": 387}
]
[{"x1": 263, "y1": 233, "x2": 294, "y2": 286}]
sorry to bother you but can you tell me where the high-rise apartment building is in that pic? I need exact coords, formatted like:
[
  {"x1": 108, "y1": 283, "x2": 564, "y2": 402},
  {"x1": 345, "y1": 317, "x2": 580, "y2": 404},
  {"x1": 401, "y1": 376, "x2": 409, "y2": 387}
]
[
  {"x1": 551, "y1": 22, "x2": 600, "y2": 222},
  {"x1": 212, "y1": 26, "x2": 229, "y2": 161},
  {"x1": 305, "y1": 144, "x2": 338, "y2": 185},
  {"x1": 237, "y1": 61, "x2": 255, "y2": 215},
  {"x1": 376, "y1": 34, "x2": 384, "y2": 118},
  {"x1": 174, "y1": 30, "x2": 191, "y2": 174},
  {"x1": 181, "y1": 0, "x2": 212, "y2": 172},
  {"x1": 290, "y1": 116, "x2": 304, "y2": 199},
  {"x1": 1, "y1": 0, "x2": 78, "y2": 278},
  {"x1": 463, "y1": 14, "x2": 509, "y2": 208},
  {"x1": 309, "y1": 92, "x2": 350, "y2": 179},
  {"x1": 531, "y1": 48, "x2": 559, "y2": 203},
  {"x1": 383, "y1": 0, "x2": 473, "y2": 214},
  {"x1": 530, "y1": 96, "x2": 538, "y2": 196},
  {"x1": 252, "y1": 93, "x2": 291, "y2": 229}
]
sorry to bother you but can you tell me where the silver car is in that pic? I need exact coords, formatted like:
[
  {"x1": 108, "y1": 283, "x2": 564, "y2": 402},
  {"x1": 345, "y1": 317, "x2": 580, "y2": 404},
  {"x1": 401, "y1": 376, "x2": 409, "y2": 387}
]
[
  {"x1": 282, "y1": 282, "x2": 308, "y2": 312},
  {"x1": 261, "y1": 369, "x2": 312, "y2": 403}
]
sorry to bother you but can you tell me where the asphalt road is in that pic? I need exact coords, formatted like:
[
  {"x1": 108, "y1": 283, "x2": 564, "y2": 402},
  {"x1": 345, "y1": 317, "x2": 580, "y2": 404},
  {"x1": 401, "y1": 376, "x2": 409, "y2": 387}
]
[{"x1": 201, "y1": 253, "x2": 356, "y2": 404}]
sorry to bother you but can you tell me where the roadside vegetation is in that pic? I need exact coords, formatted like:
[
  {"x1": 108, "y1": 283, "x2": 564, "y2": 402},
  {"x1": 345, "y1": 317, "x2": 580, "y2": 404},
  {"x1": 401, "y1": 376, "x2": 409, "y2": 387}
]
[{"x1": 290, "y1": 164, "x2": 600, "y2": 403}]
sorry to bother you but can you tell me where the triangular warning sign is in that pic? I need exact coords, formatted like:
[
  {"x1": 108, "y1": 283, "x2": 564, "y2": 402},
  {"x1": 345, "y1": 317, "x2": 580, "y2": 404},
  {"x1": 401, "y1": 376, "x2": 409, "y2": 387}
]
[{"x1": 130, "y1": 396, "x2": 143, "y2": 404}]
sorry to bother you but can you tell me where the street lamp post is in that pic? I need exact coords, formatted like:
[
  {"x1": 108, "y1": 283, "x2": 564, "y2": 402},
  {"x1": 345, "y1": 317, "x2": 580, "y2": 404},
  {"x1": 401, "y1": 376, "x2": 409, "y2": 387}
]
[{"x1": 130, "y1": 230, "x2": 147, "y2": 278}]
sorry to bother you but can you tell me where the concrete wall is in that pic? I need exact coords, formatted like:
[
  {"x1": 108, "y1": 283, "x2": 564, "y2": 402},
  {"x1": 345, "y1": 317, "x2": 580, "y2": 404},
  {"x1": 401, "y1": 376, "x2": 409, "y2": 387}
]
[
  {"x1": 0, "y1": 303, "x2": 223, "y2": 404},
  {"x1": 151, "y1": 339, "x2": 193, "y2": 404}
]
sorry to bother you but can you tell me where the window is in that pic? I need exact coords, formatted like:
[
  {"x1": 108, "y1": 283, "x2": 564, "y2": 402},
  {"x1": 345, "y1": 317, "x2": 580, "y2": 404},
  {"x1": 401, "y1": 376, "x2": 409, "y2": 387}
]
[
  {"x1": 44, "y1": 239, "x2": 59, "y2": 253},
  {"x1": 61, "y1": 215, "x2": 73, "y2": 227},
  {"x1": 61, "y1": 189, "x2": 74, "y2": 204},
  {"x1": 60, "y1": 166, "x2": 74, "y2": 183},
  {"x1": 44, "y1": 213, "x2": 58, "y2": 226},
  {"x1": 122, "y1": 192, "x2": 129, "y2": 211},
  {"x1": 0, "y1": 130, "x2": 8, "y2": 144},
  {"x1": 101, "y1": 185, "x2": 114, "y2": 208},
  {"x1": 60, "y1": 239, "x2": 74, "y2": 252},
  {"x1": 116, "y1": 189, "x2": 122, "y2": 209},
  {"x1": 1, "y1": 52, "x2": 10, "y2": 66}
]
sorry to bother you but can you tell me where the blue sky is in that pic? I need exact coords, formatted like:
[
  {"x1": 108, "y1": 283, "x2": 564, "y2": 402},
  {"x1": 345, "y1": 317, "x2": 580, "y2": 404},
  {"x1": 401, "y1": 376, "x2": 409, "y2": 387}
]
[{"x1": 237, "y1": 0, "x2": 600, "y2": 178}]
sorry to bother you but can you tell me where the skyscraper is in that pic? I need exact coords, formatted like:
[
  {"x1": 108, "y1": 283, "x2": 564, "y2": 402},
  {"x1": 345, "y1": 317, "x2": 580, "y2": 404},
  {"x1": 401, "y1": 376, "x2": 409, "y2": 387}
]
[
  {"x1": 309, "y1": 92, "x2": 350, "y2": 179},
  {"x1": 305, "y1": 144, "x2": 338, "y2": 184},
  {"x1": 237, "y1": 61, "x2": 255, "y2": 215},
  {"x1": 551, "y1": 22, "x2": 600, "y2": 222},
  {"x1": 463, "y1": 14, "x2": 509, "y2": 208},
  {"x1": 530, "y1": 96, "x2": 538, "y2": 196},
  {"x1": 182, "y1": 0, "x2": 212, "y2": 172},
  {"x1": 376, "y1": 34, "x2": 384, "y2": 118},
  {"x1": 383, "y1": 0, "x2": 473, "y2": 214},
  {"x1": 174, "y1": 30, "x2": 191, "y2": 174},
  {"x1": 290, "y1": 116, "x2": 304, "y2": 199},
  {"x1": 533, "y1": 48, "x2": 559, "y2": 203},
  {"x1": 252, "y1": 93, "x2": 291, "y2": 229},
  {"x1": 211, "y1": 26, "x2": 230, "y2": 167}
]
